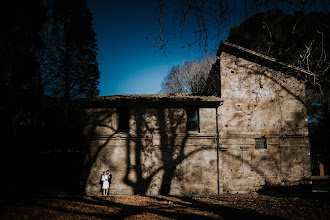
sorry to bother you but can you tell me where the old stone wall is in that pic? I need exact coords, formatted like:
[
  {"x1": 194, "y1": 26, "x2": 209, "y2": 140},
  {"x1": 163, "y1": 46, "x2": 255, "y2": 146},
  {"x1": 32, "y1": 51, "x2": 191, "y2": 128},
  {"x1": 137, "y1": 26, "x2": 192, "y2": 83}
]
[
  {"x1": 218, "y1": 52, "x2": 311, "y2": 193},
  {"x1": 80, "y1": 107, "x2": 219, "y2": 196},
  {"x1": 79, "y1": 51, "x2": 311, "y2": 195}
]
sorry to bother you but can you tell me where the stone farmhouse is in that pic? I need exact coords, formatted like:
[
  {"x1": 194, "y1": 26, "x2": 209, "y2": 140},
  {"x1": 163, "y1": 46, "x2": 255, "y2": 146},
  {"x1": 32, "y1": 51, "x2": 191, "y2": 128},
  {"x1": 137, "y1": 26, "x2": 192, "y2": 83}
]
[{"x1": 79, "y1": 41, "x2": 313, "y2": 195}]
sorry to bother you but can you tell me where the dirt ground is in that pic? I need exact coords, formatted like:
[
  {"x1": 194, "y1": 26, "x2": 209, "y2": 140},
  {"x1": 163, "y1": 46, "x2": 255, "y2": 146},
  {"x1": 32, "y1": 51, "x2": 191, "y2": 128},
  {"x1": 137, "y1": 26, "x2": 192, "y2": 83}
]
[{"x1": 1, "y1": 193, "x2": 330, "y2": 220}]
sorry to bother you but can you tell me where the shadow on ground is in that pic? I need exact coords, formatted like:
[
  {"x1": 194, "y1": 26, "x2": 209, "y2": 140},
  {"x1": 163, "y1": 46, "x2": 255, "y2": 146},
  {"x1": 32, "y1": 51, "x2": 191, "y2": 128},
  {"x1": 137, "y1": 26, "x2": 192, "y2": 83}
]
[
  {"x1": 257, "y1": 182, "x2": 330, "y2": 201},
  {"x1": 1, "y1": 194, "x2": 284, "y2": 220}
]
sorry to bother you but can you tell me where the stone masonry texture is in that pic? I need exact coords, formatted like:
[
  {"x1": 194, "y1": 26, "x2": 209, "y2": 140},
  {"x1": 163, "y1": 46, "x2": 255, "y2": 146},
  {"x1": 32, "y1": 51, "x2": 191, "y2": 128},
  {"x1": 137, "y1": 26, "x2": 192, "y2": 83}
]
[{"x1": 80, "y1": 43, "x2": 311, "y2": 195}]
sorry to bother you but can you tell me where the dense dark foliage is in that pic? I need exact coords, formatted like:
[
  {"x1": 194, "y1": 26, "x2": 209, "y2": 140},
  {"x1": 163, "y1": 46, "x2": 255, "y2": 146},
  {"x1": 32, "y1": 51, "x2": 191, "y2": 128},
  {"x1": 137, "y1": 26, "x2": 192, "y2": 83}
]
[
  {"x1": 51, "y1": 0, "x2": 100, "y2": 100},
  {"x1": 0, "y1": 0, "x2": 99, "y2": 194}
]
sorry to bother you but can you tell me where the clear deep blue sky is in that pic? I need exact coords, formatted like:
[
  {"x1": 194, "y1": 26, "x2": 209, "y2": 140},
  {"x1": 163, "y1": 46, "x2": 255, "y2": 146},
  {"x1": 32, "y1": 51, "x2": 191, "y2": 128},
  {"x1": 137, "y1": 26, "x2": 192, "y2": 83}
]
[
  {"x1": 87, "y1": 0, "x2": 201, "y2": 96},
  {"x1": 86, "y1": 1, "x2": 327, "y2": 96}
]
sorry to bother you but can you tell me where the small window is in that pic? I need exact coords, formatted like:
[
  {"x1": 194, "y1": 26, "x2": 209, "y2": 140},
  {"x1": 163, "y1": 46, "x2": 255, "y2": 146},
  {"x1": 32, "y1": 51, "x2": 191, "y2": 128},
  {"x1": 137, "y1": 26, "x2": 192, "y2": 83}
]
[
  {"x1": 186, "y1": 108, "x2": 199, "y2": 132},
  {"x1": 117, "y1": 108, "x2": 130, "y2": 132},
  {"x1": 255, "y1": 137, "x2": 267, "y2": 149}
]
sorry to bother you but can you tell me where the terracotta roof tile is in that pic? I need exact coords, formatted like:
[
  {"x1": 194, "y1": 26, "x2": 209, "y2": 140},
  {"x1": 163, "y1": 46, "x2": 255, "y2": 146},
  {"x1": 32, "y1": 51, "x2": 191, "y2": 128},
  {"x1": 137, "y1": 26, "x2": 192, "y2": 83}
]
[
  {"x1": 98, "y1": 93, "x2": 213, "y2": 99},
  {"x1": 78, "y1": 93, "x2": 223, "y2": 107}
]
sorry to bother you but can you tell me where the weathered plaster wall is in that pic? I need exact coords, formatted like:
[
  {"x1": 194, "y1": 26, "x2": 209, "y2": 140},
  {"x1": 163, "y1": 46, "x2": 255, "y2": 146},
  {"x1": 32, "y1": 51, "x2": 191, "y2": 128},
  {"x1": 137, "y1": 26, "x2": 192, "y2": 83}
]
[
  {"x1": 81, "y1": 107, "x2": 219, "y2": 196},
  {"x1": 79, "y1": 51, "x2": 311, "y2": 196},
  {"x1": 218, "y1": 52, "x2": 311, "y2": 193}
]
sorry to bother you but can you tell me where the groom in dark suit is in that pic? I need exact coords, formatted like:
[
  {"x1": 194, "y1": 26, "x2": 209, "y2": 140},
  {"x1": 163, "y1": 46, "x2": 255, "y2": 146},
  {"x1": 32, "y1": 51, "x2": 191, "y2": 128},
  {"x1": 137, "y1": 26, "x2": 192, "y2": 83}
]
[{"x1": 106, "y1": 170, "x2": 112, "y2": 196}]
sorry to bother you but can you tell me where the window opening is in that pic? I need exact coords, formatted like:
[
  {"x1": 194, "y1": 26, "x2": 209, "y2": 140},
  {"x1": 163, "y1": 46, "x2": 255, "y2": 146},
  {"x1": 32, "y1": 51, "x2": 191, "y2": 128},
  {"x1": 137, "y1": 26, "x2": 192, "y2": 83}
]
[
  {"x1": 186, "y1": 108, "x2": 199, "y2": 132},
  {"x1": 118, "y1": 108, "x2": 130, "y2": 132},
  {"x1": 255, "y1": 137, "x2": 267, "y2": 149}
]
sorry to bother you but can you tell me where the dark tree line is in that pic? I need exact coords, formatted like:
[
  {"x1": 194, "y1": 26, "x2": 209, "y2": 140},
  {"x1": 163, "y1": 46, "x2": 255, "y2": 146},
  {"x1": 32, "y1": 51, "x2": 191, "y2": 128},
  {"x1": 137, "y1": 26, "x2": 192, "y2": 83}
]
[{"x1": 0, "y1": 0, "x2": 99, "y2": 193}]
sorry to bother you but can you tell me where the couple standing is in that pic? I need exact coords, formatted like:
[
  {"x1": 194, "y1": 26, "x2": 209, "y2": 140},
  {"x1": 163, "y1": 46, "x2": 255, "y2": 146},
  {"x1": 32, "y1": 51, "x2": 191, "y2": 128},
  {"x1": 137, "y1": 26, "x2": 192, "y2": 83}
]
[{"x1": 101, "y1": 170, "x2": 112, "y2": 196}]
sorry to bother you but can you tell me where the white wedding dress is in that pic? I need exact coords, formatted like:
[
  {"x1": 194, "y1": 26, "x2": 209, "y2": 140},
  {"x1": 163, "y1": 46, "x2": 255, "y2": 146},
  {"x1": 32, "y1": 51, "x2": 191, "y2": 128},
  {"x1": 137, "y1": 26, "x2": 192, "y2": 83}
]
[{"x1": 101, "y1": 175, "x2": 109, "y2": 189}]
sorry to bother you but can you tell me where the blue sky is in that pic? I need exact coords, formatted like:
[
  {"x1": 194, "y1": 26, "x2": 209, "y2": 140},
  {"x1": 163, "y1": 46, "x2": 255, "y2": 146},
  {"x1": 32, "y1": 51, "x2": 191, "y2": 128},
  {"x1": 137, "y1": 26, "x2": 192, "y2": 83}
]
[
  {"x1": 87, "y1": 0, "x2": 200, "y2": 96},
  {"x1": 86, "y1": 0, "x2": 328, "y2": 97}
]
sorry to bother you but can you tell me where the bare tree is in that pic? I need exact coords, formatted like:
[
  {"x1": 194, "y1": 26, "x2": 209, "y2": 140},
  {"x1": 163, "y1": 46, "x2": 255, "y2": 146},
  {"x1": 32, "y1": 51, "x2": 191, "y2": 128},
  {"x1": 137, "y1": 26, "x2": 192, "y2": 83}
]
[{"x1": 160, "y1": 55, "x2": 216, "y2": 94}]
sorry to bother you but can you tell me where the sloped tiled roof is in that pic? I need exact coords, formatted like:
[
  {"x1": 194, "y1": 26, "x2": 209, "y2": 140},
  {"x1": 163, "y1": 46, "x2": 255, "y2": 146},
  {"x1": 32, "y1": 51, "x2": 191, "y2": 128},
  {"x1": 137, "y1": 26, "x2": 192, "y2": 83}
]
[
  {"x1": 220, "y1": 41, "x2": 316, "y2": 77},
  {"x1": 78, "y1": 93, "x2": 223, "y2": 108}
]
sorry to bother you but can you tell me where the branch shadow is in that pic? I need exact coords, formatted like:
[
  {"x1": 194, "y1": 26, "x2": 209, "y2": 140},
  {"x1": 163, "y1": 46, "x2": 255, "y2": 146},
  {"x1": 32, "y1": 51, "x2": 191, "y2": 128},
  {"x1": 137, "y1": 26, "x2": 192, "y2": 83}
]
[
  {"x1": 157, "y1": 195, "x2": 283, "y2": 220},
  {"x1": 122, "y1": 107, "x2": 198, "y2": 195},
  {"x1": 78, "y1": 102, "x2": 289, "y2": 197},
  {"x1": 78, "y1": 49, "x2": 312, "y2": 196},
  {"x1": 25, "y1": 194, "x2": 283, "y2": 219},
  {"x1": 79, "y1": 103, "x2": 219, "y2": 196}
]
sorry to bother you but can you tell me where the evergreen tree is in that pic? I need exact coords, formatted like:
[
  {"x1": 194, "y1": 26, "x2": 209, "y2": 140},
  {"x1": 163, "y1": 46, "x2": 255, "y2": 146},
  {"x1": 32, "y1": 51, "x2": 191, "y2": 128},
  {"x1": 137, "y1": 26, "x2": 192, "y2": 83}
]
[{"x1": 51, "y1": 0, "x2": 100, "y2": 100}]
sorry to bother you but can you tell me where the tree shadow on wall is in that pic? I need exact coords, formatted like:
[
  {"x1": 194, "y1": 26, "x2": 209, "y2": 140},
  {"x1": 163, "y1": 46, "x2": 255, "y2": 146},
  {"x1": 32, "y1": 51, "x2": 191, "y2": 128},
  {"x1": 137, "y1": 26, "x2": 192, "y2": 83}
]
[
  {"x1": 216, "y1": 58, "x2": 312, "y2": 192},
  {"x1": 122, "y1": 107, "x2": 192, "y2": 195},
  {"x1": 124, "y1": 106, "x2": 217, "y2": 195},
  {"x1": 220, "y1": 54, "x2": 310, "y2": 135},
  {"x1": 79, "y1": 105, "x2": 221, "y2": 196},
  {"x1": 79, "y1": 103, "x2": 288, "y2": 196},
  {"x1": 79, "y1": 107, "x2": 119, "y2": 194}
]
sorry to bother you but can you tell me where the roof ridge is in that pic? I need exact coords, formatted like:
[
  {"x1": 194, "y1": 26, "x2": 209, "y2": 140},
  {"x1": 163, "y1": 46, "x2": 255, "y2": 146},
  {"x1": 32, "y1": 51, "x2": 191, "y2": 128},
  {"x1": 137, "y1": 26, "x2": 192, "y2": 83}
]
[
  {"x1": 221, "y1": 41, "x2": 316, "y2": 77},
  {"x1": 98, "y1": 93, "x2": 194, "y2": 98}
]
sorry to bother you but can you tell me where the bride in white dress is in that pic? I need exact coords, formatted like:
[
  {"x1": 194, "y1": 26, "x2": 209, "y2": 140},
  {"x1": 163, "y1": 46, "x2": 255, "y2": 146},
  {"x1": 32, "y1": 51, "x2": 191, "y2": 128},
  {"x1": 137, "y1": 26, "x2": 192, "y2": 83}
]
[{"x1": 101, "y1": 171, "x2": 109, "y2": 196}]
